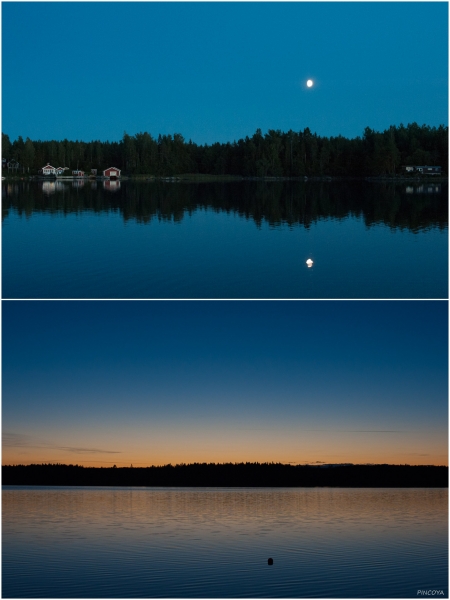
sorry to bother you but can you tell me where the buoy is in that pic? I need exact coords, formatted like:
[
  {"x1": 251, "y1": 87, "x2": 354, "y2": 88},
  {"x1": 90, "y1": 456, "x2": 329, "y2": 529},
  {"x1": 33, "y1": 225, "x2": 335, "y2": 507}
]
[
  {"x1": 268, "y1": 558, "x2": 273, "y2": 565},
  {"x1": 306, "y1": 258, "x2": 313, "y2": 267}
]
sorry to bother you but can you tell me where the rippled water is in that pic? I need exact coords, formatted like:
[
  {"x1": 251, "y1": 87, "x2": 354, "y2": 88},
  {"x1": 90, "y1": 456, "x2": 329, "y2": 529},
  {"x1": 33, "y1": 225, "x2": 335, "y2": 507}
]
[
  {"x1": 2, "y1": 181, "x2": 447, "y2": 298},
  {"x1": 2, "y1": 487, "x2": 447, "y2": 598}
]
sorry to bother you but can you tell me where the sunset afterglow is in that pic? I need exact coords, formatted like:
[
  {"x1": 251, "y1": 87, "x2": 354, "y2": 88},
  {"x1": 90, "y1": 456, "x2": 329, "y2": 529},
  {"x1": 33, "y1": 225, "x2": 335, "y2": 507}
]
[{"x1": 3, "y1": 301, "x2": 447, "y2": 468}]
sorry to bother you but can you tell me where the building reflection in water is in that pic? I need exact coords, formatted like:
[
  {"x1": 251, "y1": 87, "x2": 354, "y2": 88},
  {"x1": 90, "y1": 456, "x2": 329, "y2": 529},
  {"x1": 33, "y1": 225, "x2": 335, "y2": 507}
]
[
  {"x1": 405, "y1": 183, "x2": 441, "y2": 194},
  {"x1": 72, "y1": 179, "x2": 85, "y2": 189},
  {"x1": 41, "y1": 181, "x2": 56, "y2": 196},
  {"x1": 103, "y1": 180, "x2": 121, "y2": 192}
]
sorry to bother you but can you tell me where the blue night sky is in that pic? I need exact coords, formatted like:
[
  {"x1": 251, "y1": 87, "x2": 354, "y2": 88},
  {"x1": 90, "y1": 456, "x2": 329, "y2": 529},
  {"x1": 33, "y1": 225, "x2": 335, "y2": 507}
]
[
  {"x1": 2, "y1": 2, "x2": 448, "y2": 145},
  {"x1": 2, "y1": 301, "x2": 447, "y2": 466}
]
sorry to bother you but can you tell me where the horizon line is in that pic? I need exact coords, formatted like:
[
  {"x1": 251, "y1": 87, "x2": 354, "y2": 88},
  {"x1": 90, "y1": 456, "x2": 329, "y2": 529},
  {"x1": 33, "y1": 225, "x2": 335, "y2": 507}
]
[{"x1": 3, "y1": 461, "x2": 448, "y2": 468}]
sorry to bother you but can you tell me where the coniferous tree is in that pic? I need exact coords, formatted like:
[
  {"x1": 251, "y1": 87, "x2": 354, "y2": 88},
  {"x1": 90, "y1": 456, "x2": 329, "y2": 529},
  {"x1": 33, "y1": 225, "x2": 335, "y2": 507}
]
[{"x1": 1, "y1": 123, "x2": 447, "y2": 177}]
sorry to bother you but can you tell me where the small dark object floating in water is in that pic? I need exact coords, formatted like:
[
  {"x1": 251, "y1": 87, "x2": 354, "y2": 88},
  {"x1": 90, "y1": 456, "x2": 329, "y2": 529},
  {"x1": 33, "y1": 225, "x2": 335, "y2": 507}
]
[{"x1": 268, "y1": 558, "x2": 273, "y2": 565}]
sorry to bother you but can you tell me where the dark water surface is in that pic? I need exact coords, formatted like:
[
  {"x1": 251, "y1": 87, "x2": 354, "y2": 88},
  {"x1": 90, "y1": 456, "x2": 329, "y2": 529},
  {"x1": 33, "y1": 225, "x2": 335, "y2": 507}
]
[
  {"x1": 2, "y1": 180, "x2": 447, "y2": 298},
  {"x1": 2, "y1": 487, "x2": 447, "y2": 598}
]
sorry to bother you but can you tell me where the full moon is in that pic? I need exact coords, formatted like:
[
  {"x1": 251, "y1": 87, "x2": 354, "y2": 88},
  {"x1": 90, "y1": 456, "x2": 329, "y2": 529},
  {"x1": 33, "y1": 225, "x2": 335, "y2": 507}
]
[{"x1": 306, "y1": 79, "x2": 314, "y2": 88}]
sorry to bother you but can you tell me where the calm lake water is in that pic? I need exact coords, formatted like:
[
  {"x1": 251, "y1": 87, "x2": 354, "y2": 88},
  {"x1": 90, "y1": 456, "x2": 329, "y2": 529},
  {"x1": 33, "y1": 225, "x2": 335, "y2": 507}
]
[
  {"x1": 2, "y1": 180, "x2": 447, "y2": 298},
  {"x1": 2, "y1": 487, "x2": 448, "y2": 598}
]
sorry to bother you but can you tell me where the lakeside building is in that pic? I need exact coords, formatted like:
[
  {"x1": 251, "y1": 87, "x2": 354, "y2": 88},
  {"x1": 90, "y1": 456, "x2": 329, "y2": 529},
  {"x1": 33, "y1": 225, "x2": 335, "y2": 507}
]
[
  {"x1": 402, "y1": 165, "x2": 442, "y2": 175},
  {"x1": 103, "y1": 167, "x2": 121, "y2": 180},
  {"x1": 36, "y1": 164, "x2": 122, "y2": 179},
  {"x1": 38, "y1": 163, "x2": 57, "y2": 176},
  {"x1": 8, "y1": 159, "x2": 20, "y2": 172}
]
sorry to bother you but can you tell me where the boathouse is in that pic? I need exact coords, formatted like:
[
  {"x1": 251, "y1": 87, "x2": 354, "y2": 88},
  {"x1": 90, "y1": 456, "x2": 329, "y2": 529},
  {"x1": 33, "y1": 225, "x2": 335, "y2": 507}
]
[{"x1": 103, "y1": 167, "x2": 121, "y2": 180}]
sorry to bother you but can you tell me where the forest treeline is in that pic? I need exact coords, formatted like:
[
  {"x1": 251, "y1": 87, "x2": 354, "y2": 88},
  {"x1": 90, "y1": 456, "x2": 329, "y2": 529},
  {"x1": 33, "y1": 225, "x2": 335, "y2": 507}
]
[
  {"x1": 2, "y1": 122, "x2": 448, "y2": 177},
  {"x1": 3, "y1": 463, "x2": 447, "y2": 487}
]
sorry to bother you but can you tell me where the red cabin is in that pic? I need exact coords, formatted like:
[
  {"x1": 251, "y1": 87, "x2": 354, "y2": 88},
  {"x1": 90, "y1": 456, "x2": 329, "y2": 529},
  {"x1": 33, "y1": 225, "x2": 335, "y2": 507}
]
[{"x1": 103, "y1": 167, "x2": 121, "y2": 180}]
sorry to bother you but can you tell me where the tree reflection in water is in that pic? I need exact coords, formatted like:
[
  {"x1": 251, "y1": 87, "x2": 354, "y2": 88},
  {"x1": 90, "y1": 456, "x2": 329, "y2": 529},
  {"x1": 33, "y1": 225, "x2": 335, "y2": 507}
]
[{"x1": 2, "y1": 180, "x2": 447, "y2": 233}]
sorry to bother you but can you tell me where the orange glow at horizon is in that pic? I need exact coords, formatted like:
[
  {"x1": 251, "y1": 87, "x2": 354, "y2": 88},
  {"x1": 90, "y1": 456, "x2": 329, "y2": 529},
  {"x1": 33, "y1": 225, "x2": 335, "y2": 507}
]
[{"x1": 3, "y1": 427, "x2": 447, "y2": 468}]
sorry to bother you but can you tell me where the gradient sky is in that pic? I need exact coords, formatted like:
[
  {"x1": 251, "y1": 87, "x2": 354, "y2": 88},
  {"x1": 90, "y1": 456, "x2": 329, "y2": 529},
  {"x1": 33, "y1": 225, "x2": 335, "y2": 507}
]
[
  {"x1": 2, "y1": 2, "x2": 448, "y2": 145},
  {"x1": 2, "y1": 301, "x2": 447, "y2": 467}
]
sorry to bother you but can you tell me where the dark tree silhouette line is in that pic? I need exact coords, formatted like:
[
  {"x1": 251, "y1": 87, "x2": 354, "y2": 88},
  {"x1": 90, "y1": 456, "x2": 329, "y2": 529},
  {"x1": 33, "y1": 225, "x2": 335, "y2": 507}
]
[
  {"x1": 2, "y1": 122, "x2": 447, "y2": 177},
  {"x1": 3, "y1": 463, "x2": 447, "y2": 487}
]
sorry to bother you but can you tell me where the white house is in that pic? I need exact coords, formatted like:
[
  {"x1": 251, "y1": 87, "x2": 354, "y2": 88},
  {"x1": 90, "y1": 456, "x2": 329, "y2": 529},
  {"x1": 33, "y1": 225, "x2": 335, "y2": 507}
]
[
  {"x1": 55, "y1": 167, "x2": 69, "y2": 176},
  {"x1": 39, "y1": 163, "x2": 57, "y2": 176}
]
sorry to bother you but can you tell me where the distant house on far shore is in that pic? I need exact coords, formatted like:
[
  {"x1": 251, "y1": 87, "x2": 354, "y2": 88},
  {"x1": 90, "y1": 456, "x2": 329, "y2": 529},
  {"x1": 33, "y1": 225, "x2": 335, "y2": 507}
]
[
  {"x1": 103, "y1": 167, "x2": 121, "y2": 180},
  {"x1": 402, "y1": 165, "x2": 442, "y2": 175},
  {"x1": 39, "y1": 163, "x2": 56, "y2": 176}
]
